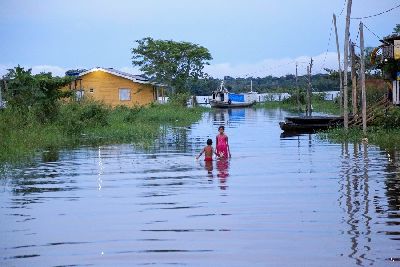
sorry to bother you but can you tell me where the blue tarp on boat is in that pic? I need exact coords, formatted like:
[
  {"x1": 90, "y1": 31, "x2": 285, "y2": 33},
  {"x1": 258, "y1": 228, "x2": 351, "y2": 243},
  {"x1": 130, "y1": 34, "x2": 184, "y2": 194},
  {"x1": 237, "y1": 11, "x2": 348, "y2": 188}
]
[{"x1": 228, "y1": 94, "x2": 245, "y2": 102}]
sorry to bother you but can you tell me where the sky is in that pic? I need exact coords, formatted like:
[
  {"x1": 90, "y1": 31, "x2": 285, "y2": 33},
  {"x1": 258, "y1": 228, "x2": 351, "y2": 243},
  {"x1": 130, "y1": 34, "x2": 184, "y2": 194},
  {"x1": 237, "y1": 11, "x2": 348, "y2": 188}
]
[{"x1": 0, "y1": 0, "x2": 398, "y2": 78}]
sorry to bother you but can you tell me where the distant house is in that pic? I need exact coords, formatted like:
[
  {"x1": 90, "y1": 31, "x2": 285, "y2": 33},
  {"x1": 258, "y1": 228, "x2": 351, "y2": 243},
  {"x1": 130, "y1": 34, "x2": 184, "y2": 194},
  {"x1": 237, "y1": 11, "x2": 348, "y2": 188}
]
[{"x1": 66, "y1": 67, "x2": 165, "y2": 107}]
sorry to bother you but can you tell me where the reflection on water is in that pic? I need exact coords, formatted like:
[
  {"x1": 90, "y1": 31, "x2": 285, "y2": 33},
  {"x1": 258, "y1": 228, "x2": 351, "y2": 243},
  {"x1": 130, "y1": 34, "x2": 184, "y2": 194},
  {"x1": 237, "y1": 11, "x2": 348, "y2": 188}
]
[{"x1": 1, "y1": 108, "x2": 399, "y2": 266}]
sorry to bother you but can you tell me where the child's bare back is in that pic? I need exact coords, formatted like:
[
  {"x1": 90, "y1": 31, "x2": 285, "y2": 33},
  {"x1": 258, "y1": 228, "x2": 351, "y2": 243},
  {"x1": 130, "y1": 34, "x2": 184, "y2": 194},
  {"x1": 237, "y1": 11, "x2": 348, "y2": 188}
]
[{"x1": 196, "y1": 139, "x2": 218, "y2": 161}]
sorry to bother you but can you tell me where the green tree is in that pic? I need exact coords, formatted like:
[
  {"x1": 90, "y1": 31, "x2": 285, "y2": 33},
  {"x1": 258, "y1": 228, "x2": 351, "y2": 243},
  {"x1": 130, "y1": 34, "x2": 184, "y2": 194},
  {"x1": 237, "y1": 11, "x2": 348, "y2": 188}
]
[
  {"x1": 393, "y1": 24, "x2": 400, "y2": 34},
  {"x1": 131, "y1": 37, "x2": 212, "y2": 93},
  {"x1": 3, "y1": 66, "x2": 72, "y2": 122}
]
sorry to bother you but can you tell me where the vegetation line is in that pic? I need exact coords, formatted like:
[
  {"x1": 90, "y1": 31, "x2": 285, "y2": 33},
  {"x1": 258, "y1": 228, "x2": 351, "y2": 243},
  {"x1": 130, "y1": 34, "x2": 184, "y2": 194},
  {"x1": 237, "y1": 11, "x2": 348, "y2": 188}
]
[{"x1": 0, "y1": 101, "x2": 205, "y2": 164}]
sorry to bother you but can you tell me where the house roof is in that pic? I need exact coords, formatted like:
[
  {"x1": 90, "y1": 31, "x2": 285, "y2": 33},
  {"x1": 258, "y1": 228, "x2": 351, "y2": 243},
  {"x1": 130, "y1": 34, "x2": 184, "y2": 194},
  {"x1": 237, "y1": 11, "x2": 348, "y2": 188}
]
[
  {"x1": 79, "y1": 67, "x2": 163, "y2": 86},
  {"x1": 380, "y1": 34, "x2": 400, "y2": 44}
]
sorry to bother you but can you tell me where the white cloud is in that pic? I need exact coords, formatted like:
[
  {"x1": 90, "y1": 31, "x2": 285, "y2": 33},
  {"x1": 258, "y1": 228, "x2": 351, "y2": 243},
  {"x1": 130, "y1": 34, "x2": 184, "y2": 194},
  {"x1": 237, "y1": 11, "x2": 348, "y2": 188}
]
[
  {"x1": 0, "y1": 52, "x2": 340, "y2": 79},
  {"x1": 0, "y1": 64, "x2": 145, "y2": 78},
  {"x1": 0, "y1": 64, "x2": 68, "y2": 77},
  {"x1": 30, "y1": 65, "x2": 67, "y2": 77},
  {"x1": 205, "y1": 52, "x2": 340, "y2": 78}
]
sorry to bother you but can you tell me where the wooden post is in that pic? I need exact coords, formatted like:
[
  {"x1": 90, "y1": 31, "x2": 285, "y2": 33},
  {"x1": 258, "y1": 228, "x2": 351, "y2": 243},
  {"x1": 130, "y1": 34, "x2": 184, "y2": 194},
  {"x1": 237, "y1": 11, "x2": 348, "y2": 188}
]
[
  {"x1": 306, "y1": 66, "x2": 310, "y2": 116},
  {"x1": 0, "y1": 80, "x2": 3, "y2": 107},
  {"x1": 350, "y1": 40, "x2": 358, "y2": 115},
  {"x1": 296, "y1": 63, "x2": 300, "y2": 111},
  {"x1": 333, "y1": 13, "x2": 344, "y2": 116},
  {"x1": 307, "y1": 58, "x2": 313, "y2": 116},
  {"x1": 359, "y1": 21, "x2": 367, "y2": 135},
  {"x1": 343, "y1": 0, "x2": 352, "y2": 130}
]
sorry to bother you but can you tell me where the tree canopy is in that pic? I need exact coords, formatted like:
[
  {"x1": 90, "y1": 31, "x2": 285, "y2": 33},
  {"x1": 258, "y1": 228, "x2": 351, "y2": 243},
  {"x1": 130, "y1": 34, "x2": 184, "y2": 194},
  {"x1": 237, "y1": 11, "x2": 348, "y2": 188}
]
[
  {"x1": 2, "y1": 66, "x2": 72, "y2": 122},
  {"x1": 393, "y1": 24, "x2": 400, "y2": 34},
  {"x1": 131, "y1": 37, "x2": 212, "y2": 93}
]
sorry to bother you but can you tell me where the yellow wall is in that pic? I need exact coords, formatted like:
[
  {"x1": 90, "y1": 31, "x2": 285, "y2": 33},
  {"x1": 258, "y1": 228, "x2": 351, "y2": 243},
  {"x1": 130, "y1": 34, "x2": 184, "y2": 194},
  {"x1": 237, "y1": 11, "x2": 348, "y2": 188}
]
[{"x1": 76, "y1": 70, "x2": 156, "y2": 107}]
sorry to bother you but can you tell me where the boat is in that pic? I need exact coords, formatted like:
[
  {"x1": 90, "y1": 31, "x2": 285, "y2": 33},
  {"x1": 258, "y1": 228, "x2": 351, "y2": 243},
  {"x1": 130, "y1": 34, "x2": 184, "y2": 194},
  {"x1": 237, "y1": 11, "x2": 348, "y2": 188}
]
[
  {"x1": 279, "y1": 116, "x2": 345, "y2": 133},
  {"x1": 209, "y1": 81, "x2": 256, "y2": 108}
]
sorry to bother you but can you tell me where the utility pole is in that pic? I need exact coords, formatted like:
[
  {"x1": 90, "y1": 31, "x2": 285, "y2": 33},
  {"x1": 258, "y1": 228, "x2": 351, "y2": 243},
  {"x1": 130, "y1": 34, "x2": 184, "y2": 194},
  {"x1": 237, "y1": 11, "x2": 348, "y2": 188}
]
[
  {"x1": 0, "y1": 80, "x2": 2, "y2": 108},
  {"x1": 307, "y1": 58, "x2": 313, "y2": 116},
  {"x1": 343, "y1": 0, "x2": 352, "y2": 130},
  {"x1": 333, "y1": 13, "x2": 343, "y2": 116},
  {"x1": 296, "y1": 63, "x2": 300, "y2": 111},
  {"x1": 359, "y1": 21, "x2": 367, "y2": 135},
  {"x1": 350, "y1": 40, "x2": 358, "y2": 115}
]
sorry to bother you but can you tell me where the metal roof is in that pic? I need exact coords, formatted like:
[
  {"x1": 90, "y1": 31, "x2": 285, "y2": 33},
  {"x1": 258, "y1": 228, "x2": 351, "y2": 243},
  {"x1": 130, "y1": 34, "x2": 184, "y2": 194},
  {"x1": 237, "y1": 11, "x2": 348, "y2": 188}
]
[{"x1": 78, "y1": 67, "x2": 159, "y2": 85}]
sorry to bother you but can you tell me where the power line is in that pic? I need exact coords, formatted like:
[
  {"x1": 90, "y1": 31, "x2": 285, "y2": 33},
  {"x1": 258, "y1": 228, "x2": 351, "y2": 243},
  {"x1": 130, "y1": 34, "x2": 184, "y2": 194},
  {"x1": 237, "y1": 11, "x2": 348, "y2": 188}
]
[
  {"x1": 321, "y1": 18, "x2": 334, "y2": 70},
  {"x1": 339, "y1": 0, "x2": 347, "y2": 16},
  {"x1": 354, "y1": 28, "x2": 360, "y2": 44},
  {"x1": 363, "y1": 23, "x2": 382, "y2": 41},
  {"x1": 351, "y1": 3, "x2": 400, "y2": 19}
]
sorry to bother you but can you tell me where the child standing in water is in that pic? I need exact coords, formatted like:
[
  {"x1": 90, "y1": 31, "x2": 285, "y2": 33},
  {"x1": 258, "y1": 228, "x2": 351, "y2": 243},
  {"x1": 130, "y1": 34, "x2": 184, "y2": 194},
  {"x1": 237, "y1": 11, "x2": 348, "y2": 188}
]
[
  {"x1": 216, "y1": 126, "x2": 231, "y2": 158},
  {"x1": 196, "y1": 139, "x2": 218, "y2": 161}
]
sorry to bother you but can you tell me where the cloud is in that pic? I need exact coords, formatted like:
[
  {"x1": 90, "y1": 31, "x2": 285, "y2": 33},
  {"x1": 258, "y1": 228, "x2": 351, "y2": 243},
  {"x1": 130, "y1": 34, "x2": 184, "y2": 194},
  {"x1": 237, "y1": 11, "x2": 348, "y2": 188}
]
[
  {"x1": 205, "y1": 52, "x2": 340, "y2": 78},
  {"x1": 0, "y1": 64, "x2": 68, "y2": 77},
  {"x1": 0, "y1": 52, "x2": 340, "y2": 79},
  {"x1": 31, "y1": 65, "x2": 67, "y2": 77}
]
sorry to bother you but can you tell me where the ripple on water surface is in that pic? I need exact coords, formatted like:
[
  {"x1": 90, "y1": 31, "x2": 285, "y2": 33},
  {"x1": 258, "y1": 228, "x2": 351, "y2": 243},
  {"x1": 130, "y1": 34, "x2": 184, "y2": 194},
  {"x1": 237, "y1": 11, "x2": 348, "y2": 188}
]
[{"x1": 1, "y1": 108, "x2": 399, "y2": 266}]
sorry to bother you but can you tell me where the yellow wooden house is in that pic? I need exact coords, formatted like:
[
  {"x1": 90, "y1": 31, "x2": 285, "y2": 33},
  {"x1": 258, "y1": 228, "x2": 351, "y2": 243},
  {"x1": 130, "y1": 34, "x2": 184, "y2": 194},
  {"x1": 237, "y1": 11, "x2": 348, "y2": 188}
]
[{"x1": 67, "y1": 67, "x2": 165, "y2": 107}]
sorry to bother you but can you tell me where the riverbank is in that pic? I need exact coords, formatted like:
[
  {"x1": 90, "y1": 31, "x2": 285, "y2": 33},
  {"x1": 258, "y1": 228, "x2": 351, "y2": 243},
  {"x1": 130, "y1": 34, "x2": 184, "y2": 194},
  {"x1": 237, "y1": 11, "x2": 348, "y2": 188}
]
[
  {"x1": 0, "y1": 102, "x2": 205, "y2": 164},
  {"x1": 257, "y1": 99, "x2": 400, "y2": 149},
  {"x1": 320, "y1": 126, "x2": 400, "y2": 150},
  {"x1": 257, "y1": 99, "x2": 340, "y2": 115},
  {"x1": 317, "y1": 116, "x2": 400, "y2": 151}
]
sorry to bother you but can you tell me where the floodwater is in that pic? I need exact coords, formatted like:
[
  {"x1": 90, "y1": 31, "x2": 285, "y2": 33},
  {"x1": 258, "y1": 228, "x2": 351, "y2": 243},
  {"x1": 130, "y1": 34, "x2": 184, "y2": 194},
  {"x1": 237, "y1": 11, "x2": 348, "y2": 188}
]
[{"x1": 1, "y1": 108, "x2": 399, "y2": 266}]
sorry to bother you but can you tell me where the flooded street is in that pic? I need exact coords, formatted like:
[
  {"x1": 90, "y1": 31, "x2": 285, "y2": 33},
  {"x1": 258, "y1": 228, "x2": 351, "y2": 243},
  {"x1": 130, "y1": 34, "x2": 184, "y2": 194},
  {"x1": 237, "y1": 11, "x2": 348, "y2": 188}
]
[{"x1": 1, "y1": 108, "x2": 399, "y2": 266}]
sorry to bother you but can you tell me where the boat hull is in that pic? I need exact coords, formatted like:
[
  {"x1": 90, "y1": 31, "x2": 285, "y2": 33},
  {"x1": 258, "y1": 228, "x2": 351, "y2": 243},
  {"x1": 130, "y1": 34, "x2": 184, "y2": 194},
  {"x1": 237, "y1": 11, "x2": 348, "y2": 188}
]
[
  {"x1": 279, "y1": 116, "x2": 348, "y2": 133},
  {"x1": 210, "y1": 100, "x2": 256, "y2": 108}
]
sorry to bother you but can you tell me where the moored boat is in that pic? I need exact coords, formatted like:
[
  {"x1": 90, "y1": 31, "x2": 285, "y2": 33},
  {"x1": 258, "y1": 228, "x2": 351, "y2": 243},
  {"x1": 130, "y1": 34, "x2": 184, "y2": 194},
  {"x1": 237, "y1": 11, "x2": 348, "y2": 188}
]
[
  {"x1": 279, "y1": 115, "x2": 347, "y2": 133},
  {"x1": 209, "y1": 81, "x2": 256, "y2": 108}
]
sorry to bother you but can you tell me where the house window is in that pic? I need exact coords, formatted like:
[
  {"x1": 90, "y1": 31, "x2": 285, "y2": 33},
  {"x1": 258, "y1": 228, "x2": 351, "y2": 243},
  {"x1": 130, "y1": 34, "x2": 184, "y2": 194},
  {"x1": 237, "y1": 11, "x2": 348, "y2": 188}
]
[
  {"x1": 119, "y1": 88, "x2": 131, "y2": 101},
  {"x1": 89, "y1": 88, "x2": 94, "y2": 93}
]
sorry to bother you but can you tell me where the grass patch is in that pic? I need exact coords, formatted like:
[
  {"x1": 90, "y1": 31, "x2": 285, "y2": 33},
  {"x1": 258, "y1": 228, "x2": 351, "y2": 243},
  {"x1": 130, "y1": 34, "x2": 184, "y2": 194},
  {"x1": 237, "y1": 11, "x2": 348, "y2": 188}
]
[
  {"x1": 256, "y1": 101, "x2": 300, "y2": 112},
  {"x1": 257, "y1": 99, "x2": 340, "y2": 115},
  {"x1": 0, "y1": 102, "x2": 205, "y2": 164},
  {"x1": 319, "y1": 126, "x2": 400, "y2": 150}
]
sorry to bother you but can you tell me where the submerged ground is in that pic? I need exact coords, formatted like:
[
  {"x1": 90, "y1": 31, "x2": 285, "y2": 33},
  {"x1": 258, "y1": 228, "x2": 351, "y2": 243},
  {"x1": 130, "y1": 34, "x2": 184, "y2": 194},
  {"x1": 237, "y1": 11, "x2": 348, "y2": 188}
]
[{"x1": 1, "y1": 108, "x2": 399, "y2": 266}]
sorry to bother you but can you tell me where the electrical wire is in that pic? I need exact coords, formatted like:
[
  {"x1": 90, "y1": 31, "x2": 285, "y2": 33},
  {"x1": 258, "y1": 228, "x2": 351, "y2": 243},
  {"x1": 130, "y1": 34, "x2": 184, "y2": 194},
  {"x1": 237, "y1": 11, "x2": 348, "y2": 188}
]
[
  {"x1": 351, "y1": 3, "x2": 400, "y2": 19},
  {"x1": 321, "y1": 18, "x2": 334, "y2": 71},
  {"x1": 339, "y1": 0, "x2": 347, "y2": 16},
  {"x1": 363, "y1": 23, "x2": 383, "y2": 41}
]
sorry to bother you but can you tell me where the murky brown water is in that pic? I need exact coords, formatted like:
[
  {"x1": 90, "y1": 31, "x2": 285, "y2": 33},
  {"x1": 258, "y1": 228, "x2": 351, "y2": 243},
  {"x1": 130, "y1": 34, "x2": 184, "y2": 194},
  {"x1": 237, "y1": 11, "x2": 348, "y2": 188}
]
[{"x1": 1, "y1": 108, "x2": 399, "y2": 266}]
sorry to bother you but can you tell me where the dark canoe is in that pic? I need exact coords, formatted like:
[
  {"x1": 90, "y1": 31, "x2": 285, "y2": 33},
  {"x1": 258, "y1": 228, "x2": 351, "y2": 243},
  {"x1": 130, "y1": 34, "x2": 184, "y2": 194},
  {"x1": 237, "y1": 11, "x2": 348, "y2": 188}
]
[
  {"x1": 279, "y1": 121, "x2": 332, "y2": 132},
  {"x1": 279, "y1": 115, "x2": 350, "y2": 132},
  {"x1": 284, "y1": 116, "x2": 344, "y2": 125},
  {"x1": 210, "y1": 100, "x2": 256, "y2": 108}
]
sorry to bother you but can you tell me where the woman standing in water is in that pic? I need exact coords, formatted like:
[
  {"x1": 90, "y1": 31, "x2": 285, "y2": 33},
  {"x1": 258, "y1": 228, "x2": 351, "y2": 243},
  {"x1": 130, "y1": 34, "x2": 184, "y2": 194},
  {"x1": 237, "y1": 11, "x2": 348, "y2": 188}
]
[{"x1": 216, "y1": 126, "x2": 231, "y2": 159}]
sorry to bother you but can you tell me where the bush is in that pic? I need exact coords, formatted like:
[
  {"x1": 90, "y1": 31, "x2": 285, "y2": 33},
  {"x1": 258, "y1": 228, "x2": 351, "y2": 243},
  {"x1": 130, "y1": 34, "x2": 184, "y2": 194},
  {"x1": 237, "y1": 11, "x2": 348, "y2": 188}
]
[
  {"x1": 80, "y1": 101, "x2": 109, "y2": 127},
  {"x1": 58, "y1": 101, "x2": 110, "y2": 135},
  {"x1": 169, "y1": 92, "x2": 190, "y2": 106},
  {"x1": 374, "y1": 107, "x2": 400, "y2": 129},
  {"x1": 58, "y1": 102, "x2": 85, "y2": 135},
  {"x1": 122, "y1": 106, "x2": 143, "y2": 123},
  {"x1": 282, "y1": 91, "x2": 305, "y2": 105}
]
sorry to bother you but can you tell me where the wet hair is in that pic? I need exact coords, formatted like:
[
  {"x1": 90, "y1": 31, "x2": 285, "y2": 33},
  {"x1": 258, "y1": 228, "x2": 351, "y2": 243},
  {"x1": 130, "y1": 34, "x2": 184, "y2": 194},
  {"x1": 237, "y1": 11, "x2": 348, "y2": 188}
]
[
  {"x1": 218, "y1": 126, "x2": 225, "y2": 131},
  {"x1": 207, "y1": 139, "x2": 212, "y2": 145}
]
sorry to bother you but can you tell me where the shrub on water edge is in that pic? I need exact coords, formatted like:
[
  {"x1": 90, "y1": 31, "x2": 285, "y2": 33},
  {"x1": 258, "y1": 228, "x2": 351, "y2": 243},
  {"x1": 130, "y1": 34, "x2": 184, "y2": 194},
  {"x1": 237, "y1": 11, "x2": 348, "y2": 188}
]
[
  {"x1": 58, "y1": 102, "x2": 85, "y2": 135},
  {"x1": 169, "y1": 92, "x2": 191, "y2": 107},
  {"x1": 372, "y1": 107, "x2": 400, "y2": 129},
  {"x1": 58, "y1": 100, "x2": 110, "y2": 135},
  {"x1": 121, "y1": 106, "x2": 143, "y2": 123},
  {"x1": 79, "y1": 101, "x2": 110, "y2": 127},
  {"x1": 0, "y1": 101, "x2": 205, "y2": 164}
]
